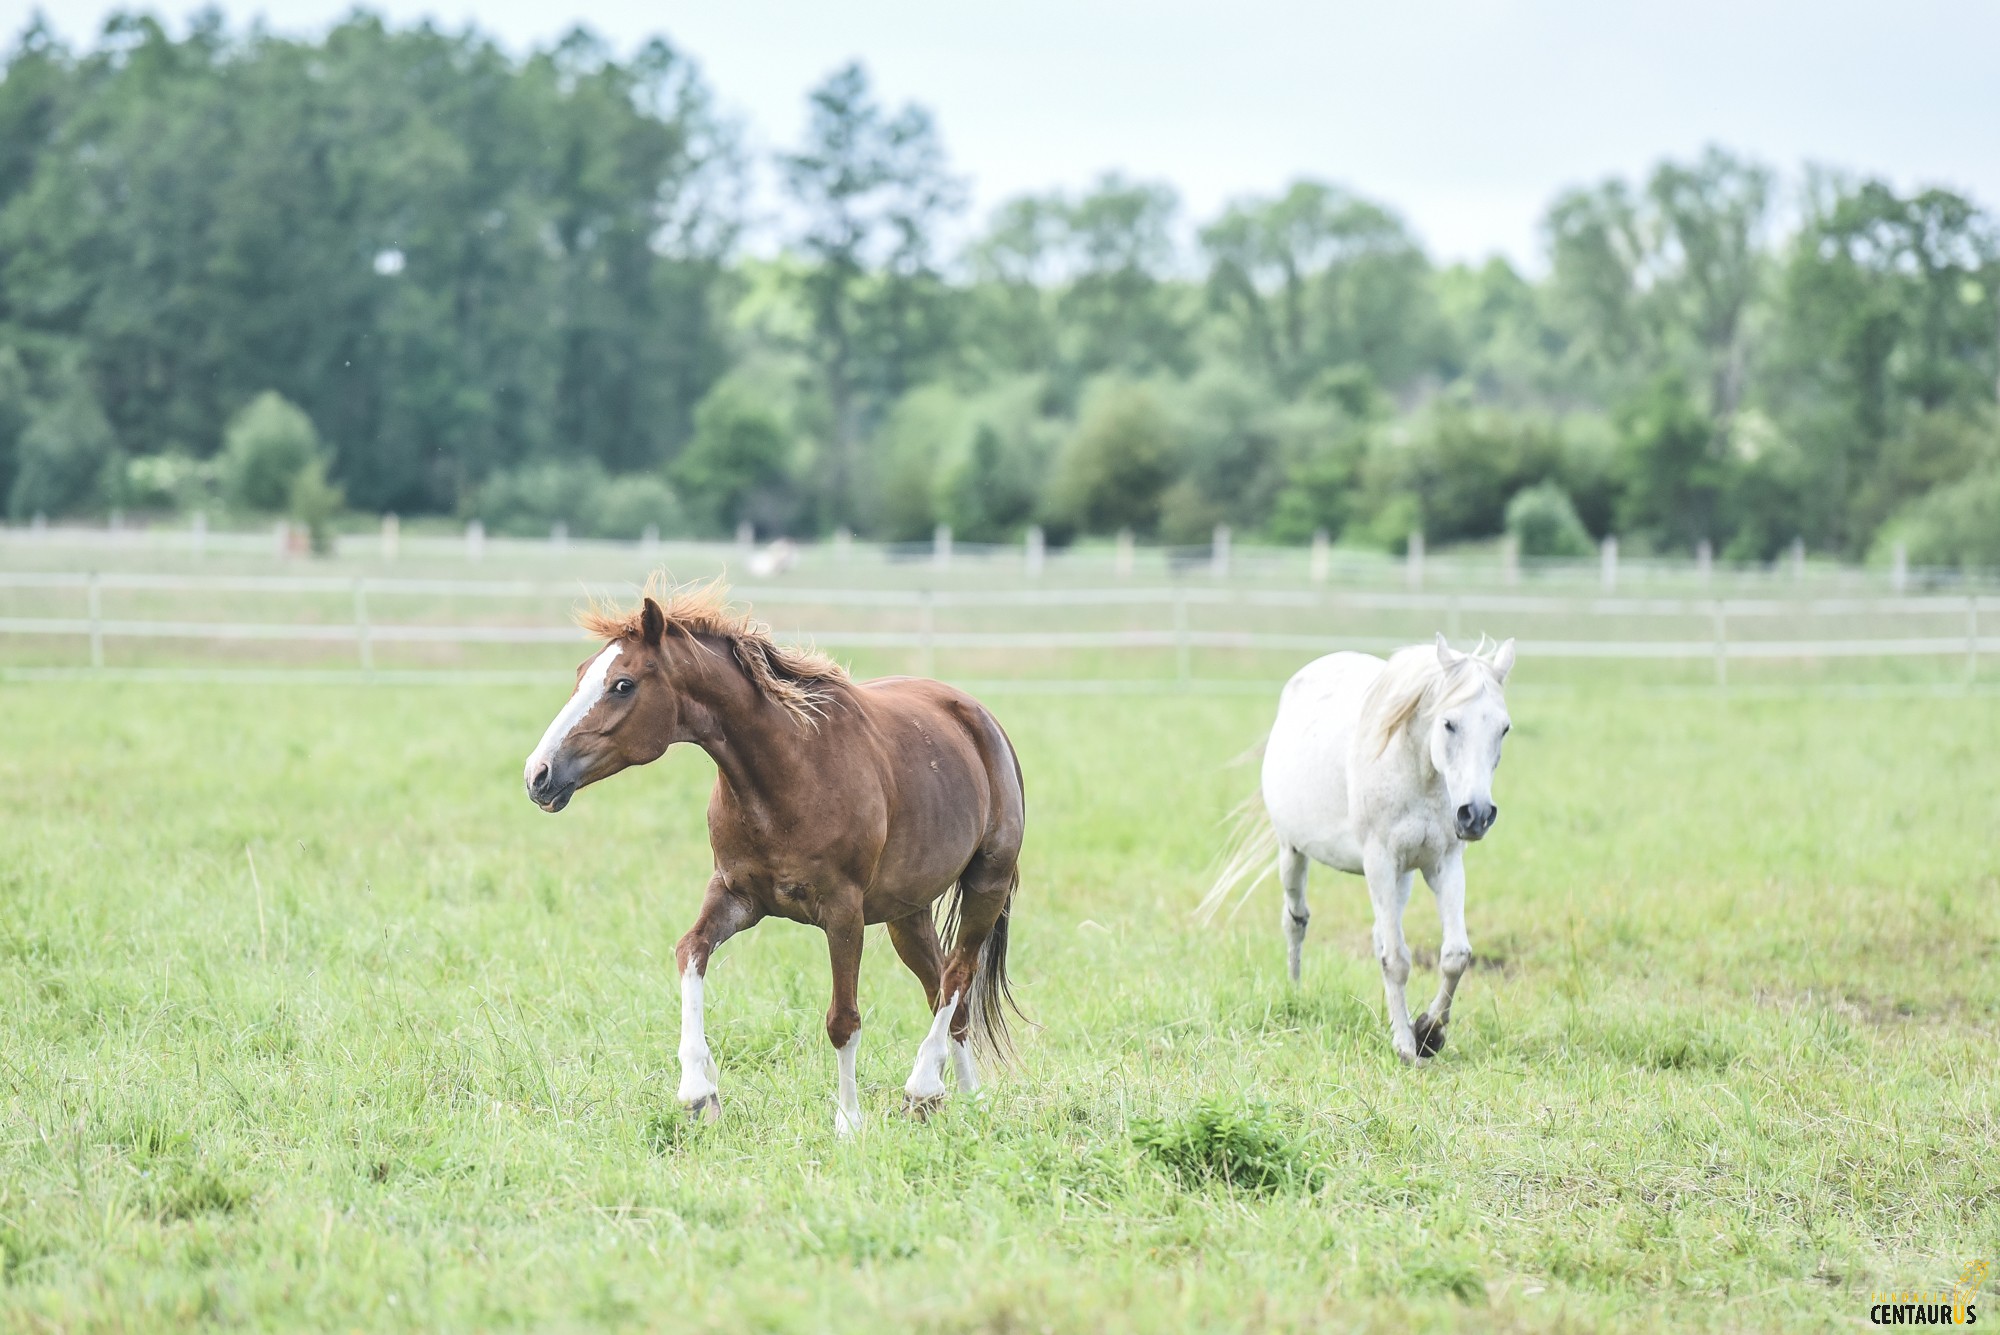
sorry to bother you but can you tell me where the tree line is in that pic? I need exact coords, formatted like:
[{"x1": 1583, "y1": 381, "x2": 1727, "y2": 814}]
[{"x1": 2, "y1": 15, "x2": 1997, "y2": 563}]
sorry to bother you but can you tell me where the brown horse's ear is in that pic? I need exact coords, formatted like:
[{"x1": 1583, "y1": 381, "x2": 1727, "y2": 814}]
[{"x1": 640, "y1": 597, "x2": 666, "y2": 646}]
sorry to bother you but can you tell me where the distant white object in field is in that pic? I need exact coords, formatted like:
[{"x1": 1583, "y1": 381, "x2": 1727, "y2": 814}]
[
  {"x1": 1201, "y1": 634, "x2": 1515, "y2": 1066},
  {"x1": 747, "y1": 538, "x2": 798, "y2": 579}
]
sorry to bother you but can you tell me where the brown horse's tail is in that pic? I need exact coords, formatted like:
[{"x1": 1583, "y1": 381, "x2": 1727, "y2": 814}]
[{"x1": 942, "y1": 866, "x2": 1025, "y2": 1065}]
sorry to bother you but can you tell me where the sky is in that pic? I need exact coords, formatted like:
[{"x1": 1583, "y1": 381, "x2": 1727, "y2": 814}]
[{"x1": 8, "y1": 0, "x2": 1998, "y2": 270}]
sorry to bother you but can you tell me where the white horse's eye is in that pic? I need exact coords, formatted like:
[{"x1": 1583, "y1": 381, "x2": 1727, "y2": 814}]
[{"x1": 1443, "y1": 720, "x2": 1456, "y2": 733}]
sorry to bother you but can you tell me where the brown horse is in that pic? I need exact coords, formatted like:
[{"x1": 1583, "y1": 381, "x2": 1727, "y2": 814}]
[{"x1": 522, "y1": 581, "x2": 1025, "y2": 1135}]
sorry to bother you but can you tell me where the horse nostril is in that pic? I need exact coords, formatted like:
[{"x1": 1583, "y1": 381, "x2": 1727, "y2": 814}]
[
  {"x1": 1485, "y1": 804, "x2": 1499, "y2": 828},
  {"x1": 1456, "y1": 803, "x2": 1474, "y2": 828},
  {"x1": 531, "y1": 761, "x2": 551, "y2": 791}
]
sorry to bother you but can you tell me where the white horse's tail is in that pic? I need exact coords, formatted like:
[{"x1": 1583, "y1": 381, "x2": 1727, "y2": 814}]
[{"x1": 1195, "y1": 789, "x2": 1279, "y2": 925}]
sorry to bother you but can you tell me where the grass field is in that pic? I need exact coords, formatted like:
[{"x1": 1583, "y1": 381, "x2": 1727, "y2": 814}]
[{"x1": 0, "y1": 672, "x2": 1995, "y2": 1331}]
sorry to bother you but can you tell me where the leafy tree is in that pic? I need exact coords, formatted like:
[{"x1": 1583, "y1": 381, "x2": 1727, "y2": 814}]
[
  {"x1": 779, "y1": 62, "x2": 963, "y2": 526},
  {"x1": 1057, "y1": 175, "x2": 1193, "y2": 381},
  {"x1": 7, "y1": 365, "x2": 116, "y2": 519},
  {"x1": 1203, "y1": 180, "x2": 1443, "y2": 395},
  {"x1": 1614, "y1": 372, "x2": 1728, "y2": 549},
  {"x1": 0, "y1": 16, "x2": 738, "y2": 515}
]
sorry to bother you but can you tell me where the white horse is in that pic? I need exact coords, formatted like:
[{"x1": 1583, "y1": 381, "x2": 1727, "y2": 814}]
[{"x1": 1201, "y1": 634, "x2": 1515, "y2": 1064}]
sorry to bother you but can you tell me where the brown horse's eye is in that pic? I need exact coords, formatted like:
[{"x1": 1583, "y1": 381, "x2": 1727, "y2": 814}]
[{"x1": 613, "y1": 678, "x2": 635, "y2": 695}]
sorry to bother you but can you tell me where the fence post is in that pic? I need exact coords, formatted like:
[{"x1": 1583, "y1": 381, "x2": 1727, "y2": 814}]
[
  {"x1": 381, "y1": 513, "x2": 400, "y2": 562},
  {"x1": 1713, "y1": 599, "x2": 1728, "y2": 688},
  {"x1": 354, "y1": 578, "x2": 373, "y2": 673},
  {"x1": 834, "y1": 527, "x2": 853, "y2": 564},
  {"x1": 274, "y1": 519, "x2": 290, "y2": 556},
  {"x1": 1115, "y1": 528, "x2": 1134, "y2": 579},
  {"x1": 933, "y1": 524, "x2": 952, "y2": 570},
  {"x1": 1210, "y1": 524, "x2": 1230, "y2": 579},
  {"x1": 551, "y1": 520, "x2": 568, "y2": 551},
  {"x1": 1791, "y1": 537, "x2": 1806, "y2": 583},
  {"x1": 1173, "y1": 586, "x2": 1190, "y2": 685},
  {"x1": 1500, "y1": 533, "x2": 1519, "y2": 587},
  {"x1": 1310, "y1": 528, "x2": 1330, "y2": 584},
  {"x1": 1025, "y1": 525, "x2": 1045, "y2": 578},
  {"x1": 641, "y1": 524, "x2": 659, "y2": 559},
  {"x1": 1600, "y1": 535, "x2": 1619, "y2": 593},
  {"x1": 1406, "y1": 530, "x2": 1424, "y2": 592},
  {"x1": 919, "y1": 588, "x2": 936, "y2": 678},
  {"x1": 192, "y1": 510, "x2": 207, "y2": 559},
  {"x1": 1969, "y1": 595, "x2": 1979, "y2": 684},
  {"x1": 87, "y1": 571, "x2": 103, "y2": 670},
  {"x1": 1447, "y1": 595, "x2": 1462, "y2": 642},
  {"x1": 736, "y1": 519, "x2": 755, "y2": 552},
  {"x1": 1696, "y1": 539, "x2": 1713, "y2": 588},
  {"x1": 1891, "y1": 542, "x2": 1908, "y2": 594},
  {"x1": 466, "y1": 519, "x2": 484, "y2": 562}
]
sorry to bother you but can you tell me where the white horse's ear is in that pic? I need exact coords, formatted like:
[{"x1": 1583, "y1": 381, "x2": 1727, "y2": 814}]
[
  {"x1": 1435, "y1": 632, "x2": 1459, "y2": 669},
  {"x1": 1491, "y1": 638, "x2": 1516, "y2": 682}
]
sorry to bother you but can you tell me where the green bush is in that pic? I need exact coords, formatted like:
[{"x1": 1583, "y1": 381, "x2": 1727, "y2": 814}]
[
  {"x1": 1048, "y1": 378, "x2": 1180, "y2": 537},
  {"x1": 1883, "y1": 464, "x2": 2000, "y2": 568},
  {"x1": 222, "y1": 392, "x2": 324, "y2": 512},
  {"x1": 471, "y1": 461, "x2": 684, "y2": 540},
  {"x1": 288, "y1": 457, "x2": 345, "y2": 555},
  {"x1": 122, "y1": 453, "x2": 219, "y2": 512},
  {"x1": 672, "y1": 379, "x2": 797, "y2": 536},
  {"x1": 1130, "y1": 1099, "x2": 1320, "y2": 1195},
  {"x1": 1505, "y1": 480, "x2": 1594, "y2": 557}
]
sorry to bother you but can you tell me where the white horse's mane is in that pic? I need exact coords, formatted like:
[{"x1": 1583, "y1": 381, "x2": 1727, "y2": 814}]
[{"x1": 1361, "y1": 637, "x2": 1507, "y2": 758}]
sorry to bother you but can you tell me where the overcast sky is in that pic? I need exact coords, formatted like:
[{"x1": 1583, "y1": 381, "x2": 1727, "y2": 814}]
[{"x1": 9, "y1": 1, "x2": 1998, "y2": 269}]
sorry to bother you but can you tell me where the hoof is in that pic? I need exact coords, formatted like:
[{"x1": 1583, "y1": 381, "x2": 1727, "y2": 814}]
[
  {"x1": 903, "y1": 1091, "x2": 946, "y2": 1121},
  {"x1": 1412, "y1": 1014, "x2": 1449, "y2": 1058},
  {"x1": 834, "y1": 1107, "x2": 862, "y2": 1139},
  {"x1": 684, "y1": 1092, "x2": 722, "y2": 1123}
]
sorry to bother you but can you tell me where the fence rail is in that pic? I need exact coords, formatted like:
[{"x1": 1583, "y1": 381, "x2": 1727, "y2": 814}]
[
  {"x1": 1, "y1": 570, "x2": 1995, "y2": 619},
  {"x1": 0, "y1": 569, "x2": 1991, "y2": 682}
]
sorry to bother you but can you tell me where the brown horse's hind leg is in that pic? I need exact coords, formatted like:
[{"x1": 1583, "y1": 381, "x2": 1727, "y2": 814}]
[
  {"x1": 934, "y1": 852, "x2": 1017, "y2": 1083},
  {"x1": 885, "y1": 912, "x2": 943, "y2": 1011}
]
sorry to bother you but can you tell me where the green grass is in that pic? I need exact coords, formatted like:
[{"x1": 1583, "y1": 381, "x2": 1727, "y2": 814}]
[{"x1": 0, "y1": 676, "x2": 1995, "y2": 1331}]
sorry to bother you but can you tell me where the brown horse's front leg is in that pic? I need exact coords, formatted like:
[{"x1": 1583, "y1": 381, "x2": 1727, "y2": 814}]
[
  {"x1": 675, "y1": 876, "x2": 759, "y2": 1122},
  {"x1": 822, "y1": 893, "x2": 866, "y2": 1137}
]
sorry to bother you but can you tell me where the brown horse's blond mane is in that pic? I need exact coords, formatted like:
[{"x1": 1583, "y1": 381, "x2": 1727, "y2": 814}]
[{"x1": 577, "y1": 575, "x2": 847, "y2": 725}]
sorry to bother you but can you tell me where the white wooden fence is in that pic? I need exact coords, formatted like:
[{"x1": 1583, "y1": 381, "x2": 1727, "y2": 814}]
[{"x1": 0, "y1": 572, "x2": 1992, "y2": 683}]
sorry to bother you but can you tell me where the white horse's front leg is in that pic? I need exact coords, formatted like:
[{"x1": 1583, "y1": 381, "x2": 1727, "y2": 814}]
[
  {"x1": 1278, "y1": 842, "x2": 1311, "y2": 984},
  {"x1": 1414, "y1": 853, "x2": 1472, "y2": 1058},
  {"x1": 1363, "y1": 844, "x2": 1419, "y2": 1064}
]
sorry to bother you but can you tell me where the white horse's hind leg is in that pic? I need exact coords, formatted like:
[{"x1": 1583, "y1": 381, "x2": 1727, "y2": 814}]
[
  {"x1": 1414, "y1": 855, "x2": 1472, "y2": 1058},
  {"x1": 1363, "y1": 844, "x2": 1419, "y2": 1064},
  {"x1": 1278, "y1": 842, "x2": 1311, "y2": 983},
  {"x1": 903, "y1": 990, "x2": 960, "y2": 1114}
]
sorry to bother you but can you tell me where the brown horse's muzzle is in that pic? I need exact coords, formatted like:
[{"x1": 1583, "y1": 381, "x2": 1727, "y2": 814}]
[{"x1": 525, "y1": 757, "x2": 577, "y2": 813}]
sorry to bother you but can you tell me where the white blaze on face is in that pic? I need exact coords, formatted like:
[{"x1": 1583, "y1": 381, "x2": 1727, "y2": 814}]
[{"x1": 524, "y1": 642, "x2": 623, "y2": 785}]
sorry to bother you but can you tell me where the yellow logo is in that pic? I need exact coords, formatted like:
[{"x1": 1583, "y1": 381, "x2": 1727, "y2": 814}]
[{"x1": 1871, "y1": 1260, "x2": 1988, "y2": 1326}]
